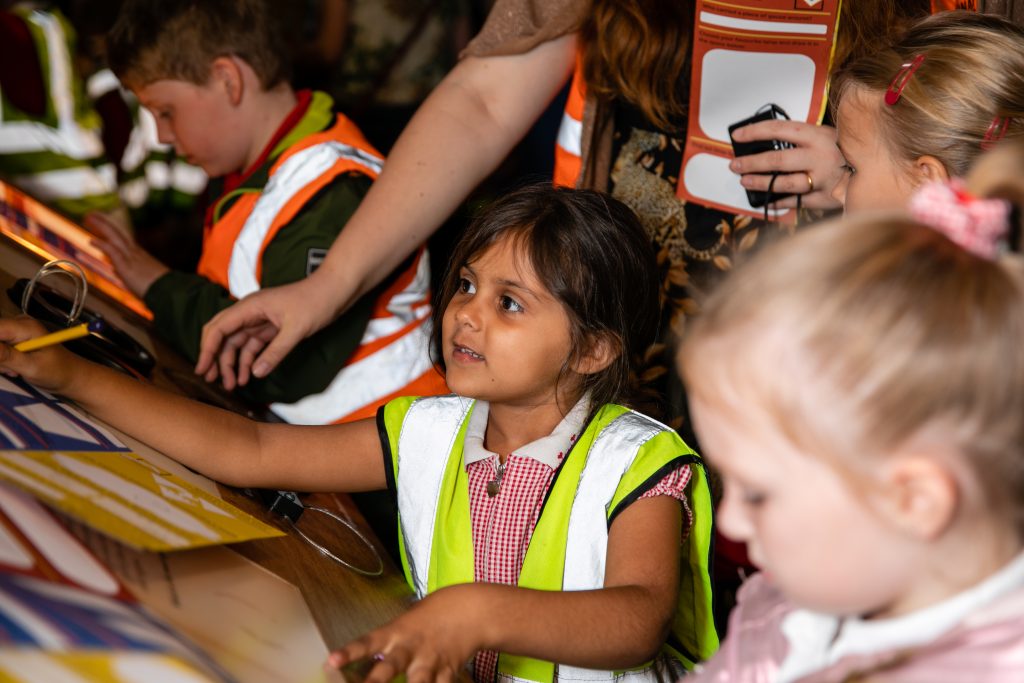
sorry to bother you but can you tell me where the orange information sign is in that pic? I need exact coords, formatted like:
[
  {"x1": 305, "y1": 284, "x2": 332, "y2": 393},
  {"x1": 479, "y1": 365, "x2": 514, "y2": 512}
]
[{"x1": 677, "y1": 0, "x2": 841, "y2": 219}]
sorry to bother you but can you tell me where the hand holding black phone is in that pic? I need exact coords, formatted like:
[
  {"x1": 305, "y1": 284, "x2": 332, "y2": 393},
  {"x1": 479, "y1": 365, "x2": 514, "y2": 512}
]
[{"x1": 728, "y1": 103, "x2": 795, "y2": 209}]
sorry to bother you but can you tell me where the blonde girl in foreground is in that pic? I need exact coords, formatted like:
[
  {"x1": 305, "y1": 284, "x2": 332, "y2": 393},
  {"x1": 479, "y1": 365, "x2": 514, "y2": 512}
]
[{"x1": 681, "y1": 144, "x2": 1024, "y2": 681}]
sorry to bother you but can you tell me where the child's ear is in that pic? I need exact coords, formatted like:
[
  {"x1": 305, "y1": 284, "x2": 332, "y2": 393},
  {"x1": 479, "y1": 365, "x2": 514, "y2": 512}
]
[
  {"x1": 912, "y1": 154, "x2": 950, "y2": 185},
  {"x1": 572, "y1": 332, "x2": 619, "y2": 376},
  {"x1": 877, "y1": 455, "x2": 958, "y2": 540},
  {"x1": 210, "y1": 57, "x2": 244, "y2": 106}
]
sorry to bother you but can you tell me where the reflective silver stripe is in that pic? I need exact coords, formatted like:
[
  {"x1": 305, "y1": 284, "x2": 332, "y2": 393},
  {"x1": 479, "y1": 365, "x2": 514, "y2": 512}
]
[
  {"x1": 227, "y1": 140, "x2": 382, "y2": 298},
  {"x1": 121, "y1": 108, "x2": 160, "y2": 173},
  {"x1": 496, "y1": 667, "x2": 659, "y2": 683},
  {"x1": 563, "y1": 412, "x2": 662, "y2": 589},
  {"x1": 395, "y1": 396, "x2": 475, "y2": 597},
  {"x1": 360, "y1": 254, "x2": 432, "y2": 344},
  {"x1": 270, "y1": 316, "x2": 436, "y2": 424},
  {"x1": 12, "y1": 164, "x2": 117, "y2": 200},
  {"x1": 120, "y1": 177, "x2": 149, "y2": 208},
  {"x1": 554, "y1": 411, "x2": 664, "y2": 683},
  {"x1": 556, "y1": 111, "x2": 582, "y2": 156},
  {"x1": 0, "y1": 120, "x2": 104, "y2": 158},
  {"x1": 86, "y1": 68, "x2": 121, "y2": 101},
  {"x1": 170, "y1": 162, "x2": 207, "y2": 194},
  {"x1": 28, "y1": 11, "x2": 104, "y2": 160}
]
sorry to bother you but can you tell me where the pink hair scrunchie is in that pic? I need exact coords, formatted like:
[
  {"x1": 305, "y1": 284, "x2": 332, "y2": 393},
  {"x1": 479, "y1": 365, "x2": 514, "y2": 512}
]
[{"x1": 908, "y1": 179, "x2": 1011, "y2": 260}]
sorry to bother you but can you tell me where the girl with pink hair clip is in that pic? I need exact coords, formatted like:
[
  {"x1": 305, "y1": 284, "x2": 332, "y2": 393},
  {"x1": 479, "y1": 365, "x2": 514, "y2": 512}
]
[
  {"x1": 829, "y1": 11, "x2": 1024, "y2": 214},
  {"x1": 677, "y1": 142, "x2": 1024, "y2": 681}
]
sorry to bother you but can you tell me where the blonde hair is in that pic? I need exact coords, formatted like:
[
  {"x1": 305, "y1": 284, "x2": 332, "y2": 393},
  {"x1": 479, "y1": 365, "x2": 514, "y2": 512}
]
[
  {"x1": 680, "y1": 210, "x2": 1024, "y2": 533},
  {"x1": 831, "y1": 11, "x2": 1024, "y2": 177}
]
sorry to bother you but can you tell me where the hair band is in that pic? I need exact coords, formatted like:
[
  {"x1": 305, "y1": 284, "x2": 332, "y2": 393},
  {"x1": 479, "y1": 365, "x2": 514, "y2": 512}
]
[
  {"x1": 981, "y1": 116, "x2": 1012, "y2": 150},
  {"x1": 908, "y1": 179, "x2": 1011, "y2": 260},
  {"x1": 884, "y1": 54, "x2": 926, "y2": 106}
]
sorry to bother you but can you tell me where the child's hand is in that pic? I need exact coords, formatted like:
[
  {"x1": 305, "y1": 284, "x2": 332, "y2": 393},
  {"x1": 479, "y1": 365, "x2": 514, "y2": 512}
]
[
  {"x1": 0, "y1": 317, "x2": 81, "y2": 393},
  {"x1": 729, "y1": 120, "x2": 844, "y2": 210},
  {"x1": 85, "y1": 212, "x2": 170, "y2": 297},
  {"x1": 326, "y1": 584, "x2": 484, "y2": 683}
]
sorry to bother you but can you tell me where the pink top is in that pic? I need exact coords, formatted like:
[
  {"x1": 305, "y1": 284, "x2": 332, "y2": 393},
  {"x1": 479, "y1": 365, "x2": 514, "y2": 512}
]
[
  {"x1": 463, "y1": 399, "x2": 693, "y2": 682},
  {"x1": 693, "y1": 564, "x2": 1024, "y2": 683}
]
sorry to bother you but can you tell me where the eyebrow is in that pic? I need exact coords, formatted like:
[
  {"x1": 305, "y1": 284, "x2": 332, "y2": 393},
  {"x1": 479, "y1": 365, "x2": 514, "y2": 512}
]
[{"x1": 462, "y1": 264, "x2": 542, "y2": 301}]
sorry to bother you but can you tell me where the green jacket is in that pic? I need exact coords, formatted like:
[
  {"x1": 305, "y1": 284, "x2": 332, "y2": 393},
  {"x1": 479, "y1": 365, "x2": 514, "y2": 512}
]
[{"x1": 144, "y1": 92, "x2": 377, "y2": 405}]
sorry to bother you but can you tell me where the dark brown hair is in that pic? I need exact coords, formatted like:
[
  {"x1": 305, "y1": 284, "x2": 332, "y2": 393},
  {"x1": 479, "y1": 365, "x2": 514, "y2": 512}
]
[
  {"x1": 107, "y1": 0, "x2": 290, "y2": 89},
  {"x1": 431, "y1": 184, "x2": 660, "y2": 411}
]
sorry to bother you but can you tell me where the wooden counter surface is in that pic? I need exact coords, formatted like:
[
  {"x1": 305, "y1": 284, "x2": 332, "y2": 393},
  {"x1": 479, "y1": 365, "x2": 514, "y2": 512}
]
[{"x1": 0, "y1": 236, "x2": 413, "y2": 653}]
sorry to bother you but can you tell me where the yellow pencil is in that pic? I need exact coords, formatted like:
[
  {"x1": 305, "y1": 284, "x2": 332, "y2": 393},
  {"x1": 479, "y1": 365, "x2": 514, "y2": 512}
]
[{"x1": 15, "y1": 320, "x2": 101, "y2": 352}]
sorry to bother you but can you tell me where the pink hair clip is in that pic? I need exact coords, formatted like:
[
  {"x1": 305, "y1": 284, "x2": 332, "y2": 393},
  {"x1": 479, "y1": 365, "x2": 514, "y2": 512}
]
[
  {"x1": 885, "y1": 54, "x2": 926, "y2": 106},
  {"x1": 981, "y1": 116, "x2": 1012, "y2": 150},
  {"x1": 908, "y1": 179, "x2": 1011, "y2": 259}
]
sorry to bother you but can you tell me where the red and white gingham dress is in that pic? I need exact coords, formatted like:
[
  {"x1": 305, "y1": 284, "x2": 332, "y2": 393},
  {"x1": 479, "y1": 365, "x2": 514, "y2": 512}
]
[{"x1": 463, "y1": 399, "x2": 693, "y2": 682}]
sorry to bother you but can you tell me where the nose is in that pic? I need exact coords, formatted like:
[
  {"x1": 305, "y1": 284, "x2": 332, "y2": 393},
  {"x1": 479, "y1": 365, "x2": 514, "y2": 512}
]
[
  {"x1": 831, "y1": 171, "x2": 848, "y2": 207},
  {"x1": 452, "y1": 293, "x2": 482, "y2": 329},
  {"x1": 152, "y1": 117, "x2": 175, "y2": 148},
  {"x1": 715, "y1": 485, "x2": 753, "y2": 544}
]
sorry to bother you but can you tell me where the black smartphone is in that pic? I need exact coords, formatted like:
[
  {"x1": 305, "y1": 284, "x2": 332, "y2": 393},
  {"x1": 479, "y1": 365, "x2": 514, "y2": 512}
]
[{"x1": 728, "y1": 104, "x2": 795, "y2": 208}]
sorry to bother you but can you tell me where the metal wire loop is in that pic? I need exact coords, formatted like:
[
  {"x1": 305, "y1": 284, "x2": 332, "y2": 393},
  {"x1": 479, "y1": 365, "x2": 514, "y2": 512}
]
[
  {"x1": 287, "y1": 505, "x2": 384, "y2": 577},
  {"x1": 21, "y1": 259, "x2": 88, "y2": 325}
]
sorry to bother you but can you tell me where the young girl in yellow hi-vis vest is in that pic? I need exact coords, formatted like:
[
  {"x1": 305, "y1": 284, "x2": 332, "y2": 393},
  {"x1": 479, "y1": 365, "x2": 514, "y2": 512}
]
[{"x1": 0, "y1": 184, "x2": 718, "y2": 683}]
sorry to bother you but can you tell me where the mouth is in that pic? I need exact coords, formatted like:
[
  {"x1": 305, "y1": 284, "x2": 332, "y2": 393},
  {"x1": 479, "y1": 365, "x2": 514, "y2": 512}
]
[{"x1": 451, "y1": 343, "x2": 484, "y2": 362}]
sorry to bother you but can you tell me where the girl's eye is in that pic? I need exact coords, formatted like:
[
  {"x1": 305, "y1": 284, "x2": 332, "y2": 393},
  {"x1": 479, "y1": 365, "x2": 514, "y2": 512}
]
[
  {"x1": 499, "y1": 295, "x2": 523, "y2": 313},
  {"x1": 841, "y1": 162, "x2": 856, "y2": 176},
  {"x1": 458, "y1": 277, "x2": 475, "y2": 294}
]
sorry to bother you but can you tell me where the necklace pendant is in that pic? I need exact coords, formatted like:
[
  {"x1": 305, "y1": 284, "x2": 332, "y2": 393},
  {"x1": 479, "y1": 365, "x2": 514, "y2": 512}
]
[{"x1": 486, "y1": 479, "x2": 501, "y2": 497}]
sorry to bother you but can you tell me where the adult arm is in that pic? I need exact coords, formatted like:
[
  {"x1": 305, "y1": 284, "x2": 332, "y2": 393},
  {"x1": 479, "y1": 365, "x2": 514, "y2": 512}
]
[
  {"x1": 197, "y1": 34, "x2": 578, "y2": 389},
  {"x1": 328, "y1": 495, "x2": 682, "y2": 682}
]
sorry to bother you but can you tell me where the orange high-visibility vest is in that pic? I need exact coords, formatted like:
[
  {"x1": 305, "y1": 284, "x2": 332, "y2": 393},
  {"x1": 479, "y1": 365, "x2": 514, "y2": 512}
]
[
  {"x1": 197, "y1": 114, "x2": 447, "y2": 424},
  {"x1": 553, "y1": 56, "x2": 587, "y2": 189}
]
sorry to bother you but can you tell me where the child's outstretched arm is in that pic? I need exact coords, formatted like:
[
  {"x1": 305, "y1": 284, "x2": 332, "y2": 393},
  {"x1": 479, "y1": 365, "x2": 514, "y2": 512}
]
[
  {"x1": 328, "y1": 495, "x2": 682, "y2": 682},
  {"x1": 0, "y1": 317, "x2": 386, "y2": 493}
]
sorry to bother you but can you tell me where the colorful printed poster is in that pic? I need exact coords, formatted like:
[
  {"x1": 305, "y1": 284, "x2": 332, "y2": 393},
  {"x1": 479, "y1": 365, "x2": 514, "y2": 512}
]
[
  {"x1": 0, "y1": 375, "x2": 283, "y2": 551},
  {"x1": 75, "y1": 520, "x2": 333, "y2": 683},
  {"x1": 0, "y1": 179, "x2": 151, "y2": 320},
  {"x1": 0, "y1": 449, "x2": 284, "y2": 551},
  {"x1": 677, "y1": 0, "x2": 841, "y2": 218},
  {"x1": 0, "y1": 483, "x2": 233, "y2": 682}
]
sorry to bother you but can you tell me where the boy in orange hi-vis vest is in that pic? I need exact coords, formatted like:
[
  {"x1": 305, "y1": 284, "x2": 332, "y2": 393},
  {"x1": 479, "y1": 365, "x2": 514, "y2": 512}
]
[{"x1": 88, "y1": 0, "x2": 447, "y2": 425}]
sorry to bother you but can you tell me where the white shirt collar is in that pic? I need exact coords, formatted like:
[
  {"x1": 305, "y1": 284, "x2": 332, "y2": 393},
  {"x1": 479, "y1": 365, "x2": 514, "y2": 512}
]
[
  {"x1": 462, "y1": 396, "x2": 590, "y2": 469},
  {"x1": 777, "y1": 549, "x2": 1024, "y2": 682}
]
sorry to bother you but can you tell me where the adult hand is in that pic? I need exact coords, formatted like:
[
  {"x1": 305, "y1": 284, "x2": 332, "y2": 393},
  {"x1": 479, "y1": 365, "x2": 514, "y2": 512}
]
[
  {"x1": 326, "y1": 585, "x2": 482, "y2": 683},
  {"x1": 728, "y1": 120, "x2": 844, "y2": 210},
  {"x1": 196, "y1": 275, "x2": 336, "y2": 389},
  {"x1": 86, "y1": 212, "x2": 170, "y2": 296}
]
